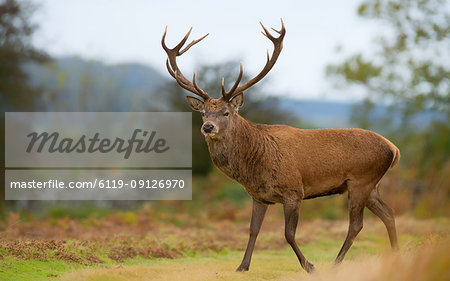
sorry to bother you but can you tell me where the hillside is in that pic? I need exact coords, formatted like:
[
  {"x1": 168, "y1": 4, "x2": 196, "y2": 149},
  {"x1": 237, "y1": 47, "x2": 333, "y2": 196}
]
[
  {"x1": 24, "y1": 57, "x2": 438, "y2": 129},
  {"x1": 25, "y1": 57, "x2": 168, "y2": 111}
]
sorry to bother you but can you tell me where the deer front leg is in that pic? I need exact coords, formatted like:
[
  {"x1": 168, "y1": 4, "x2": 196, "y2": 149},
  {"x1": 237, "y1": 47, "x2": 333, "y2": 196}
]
[
  {"x1": 284, "y1": 202, "x2": 315, "y2": 273},
  {"x1": 236, "y1": 199, "x2": 268, "y2": 271}
]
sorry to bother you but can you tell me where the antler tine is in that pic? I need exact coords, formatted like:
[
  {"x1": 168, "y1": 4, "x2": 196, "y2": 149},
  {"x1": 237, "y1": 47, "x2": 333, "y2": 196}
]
[
  {"x1": 271, "y1": 28, "x2": 281, "y2": 34},
  {"x1": 179, "y1": 33, "x2": 209, "y2": 55},
  {"x1": 173, "y1": 70, "x2": 192, "y2": 92},
  {"x1": 171, "y1": 71, "x2": 208, "y2": 100},
  {"x1": 222, "y1": 62, "x2": 243, "y2": 100},
  {"x1": 259, "y1": 19, "x2": 286, "y2": 43},
  {"x1": 166, "y1": 58, "x2": 210, "y2": 99},
  {"x1": 225, "y1": 19, "x2": 286, "y2": 101},
  {"x1": 174, "y1": 27, "x2": 193, "y2": 53},
  {"x1": 161, "y1": 26, "x2": 210, "y2": 100},
  {"x1": 165, "y1": 58, "x2": 176, "y2": 79},
  {"x1": 192, "y1": 72, "x2": 209, "y2": 98},
  {"x1": 161, "y1": 26, "x2": 170, "y2": 51},
  {"x1": 270, "y1": 18, "x2": 285, "y2": 35},
  {"x1": 260, "y1": 22, "x2": 275, "y2": 40},
  {"x1": 221, "y1": 77, "x2": 226, "y2": 97}
]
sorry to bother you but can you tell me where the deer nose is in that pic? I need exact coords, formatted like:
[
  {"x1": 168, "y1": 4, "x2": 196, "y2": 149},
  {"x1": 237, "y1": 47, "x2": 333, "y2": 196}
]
[{"x1": 203, "y1": 124, "x2": 214, "y2": 133}]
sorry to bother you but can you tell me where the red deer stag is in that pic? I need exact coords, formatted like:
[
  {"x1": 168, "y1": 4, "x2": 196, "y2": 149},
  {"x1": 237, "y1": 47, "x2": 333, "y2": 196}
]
[{"x1": 161, "y1": 20, "x2": 400, "y2": 273}]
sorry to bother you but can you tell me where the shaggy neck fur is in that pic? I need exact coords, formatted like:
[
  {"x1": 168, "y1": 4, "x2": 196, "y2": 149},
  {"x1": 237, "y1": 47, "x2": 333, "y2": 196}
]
[{"x1": 205, "y1": 115, "x2": 280, "y2": 185}]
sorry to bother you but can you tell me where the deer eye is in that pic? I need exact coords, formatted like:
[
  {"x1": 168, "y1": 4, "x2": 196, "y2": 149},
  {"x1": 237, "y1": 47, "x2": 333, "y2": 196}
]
[{"x1": 223, "y1": 112, "x2": 230, "y2": 116}]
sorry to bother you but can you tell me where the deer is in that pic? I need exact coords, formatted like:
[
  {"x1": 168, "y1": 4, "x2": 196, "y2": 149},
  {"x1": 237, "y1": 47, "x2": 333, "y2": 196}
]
[{"x1": 161, "y1": 19, "x2": 400, "y2": 273}]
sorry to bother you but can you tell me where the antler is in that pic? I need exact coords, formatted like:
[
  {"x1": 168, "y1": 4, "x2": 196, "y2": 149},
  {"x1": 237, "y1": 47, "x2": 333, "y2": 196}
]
[
  {"x1": 222, "y1": 19, "x2": 286, "y2": 101},
  {"x1": 162, "y1": 27, "x2": 210, "y2": 100}
]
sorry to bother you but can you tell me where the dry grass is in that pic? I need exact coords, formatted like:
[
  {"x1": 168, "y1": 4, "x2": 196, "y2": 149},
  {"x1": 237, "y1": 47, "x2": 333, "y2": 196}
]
[
  {"x1": 301, "y1": 237, "x2": 450, "y2": 281},
  {"x1": 1, "y1": 204, "x2": 449, "y2": 280},
  {"x1": 1, "y1": 205, "x2": 448, "y2": 265},
  {"x1": 62, "y1": 236, "x2": 450, "y2": 281},
  {"x1": 1, "y1": 204, "x2": 449, "y2": 264}
]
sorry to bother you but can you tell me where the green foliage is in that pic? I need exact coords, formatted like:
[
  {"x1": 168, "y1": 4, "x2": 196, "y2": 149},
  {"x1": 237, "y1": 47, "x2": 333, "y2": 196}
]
[
  {"x1": 328, "y1": 0, "x2": 450, "y2": 117},
  {"x1": 45, "y1": 204, "x2": 111, "y2": 220},
  {"x1": 217, "y1": 181, "x2": 249, "y2": 207},
  {"x1": 0, "y1": 0, "x2": 48, "y2": 217},
  {"x1": 0, "y1": 0, "x2": 48, "y2": 111},
  {"x1": 301, "y1": 195, "x2": 348, "y2": 220},
  {"x1": 326, "y1": 54, "x2": 382, "y2": 85},
  {"x1": 326, "y1": 0, "x2": 449, "y2": 217},
  {"x1": 327, "y1": 0, "x2": 449, "y2": 177}
]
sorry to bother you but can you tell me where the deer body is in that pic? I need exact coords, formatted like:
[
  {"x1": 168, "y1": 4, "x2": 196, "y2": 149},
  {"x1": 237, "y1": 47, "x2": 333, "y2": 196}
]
[
  {"x1": 162, "y1": 20, "x2": 400, "y2": 273},
  {"x1": 206, "y1": 115, "x2": 399, "y2": 205}
]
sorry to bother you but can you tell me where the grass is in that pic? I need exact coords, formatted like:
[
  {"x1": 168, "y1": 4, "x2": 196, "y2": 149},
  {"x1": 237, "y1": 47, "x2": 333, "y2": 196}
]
[
  {"x1": 0, "y1": 230, "x2": 446, "y2": 281},
  {"x1": 62, "y1": 250, "x2": 307, "y2": 281},
  {"x1": 0, "y1": 256, "x2": 83, "y2": 280},
  {"x1": 62, "y1": 235, "x2": 450, "y2": 281},
  {"x1": 1, "y1": 205, "x2": 449, "y2": 280}
]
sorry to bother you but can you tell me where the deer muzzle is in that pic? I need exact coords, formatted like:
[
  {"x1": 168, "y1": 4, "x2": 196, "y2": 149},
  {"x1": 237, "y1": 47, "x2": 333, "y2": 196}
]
[{"x1": 202, "y1": 122, "x2": 218, "y2": 136}]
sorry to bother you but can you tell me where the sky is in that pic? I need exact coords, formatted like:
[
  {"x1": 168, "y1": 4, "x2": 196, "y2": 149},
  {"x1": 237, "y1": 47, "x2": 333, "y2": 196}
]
[{"x1": 32, "y1": 0, "x2": 380, "y2": 101}]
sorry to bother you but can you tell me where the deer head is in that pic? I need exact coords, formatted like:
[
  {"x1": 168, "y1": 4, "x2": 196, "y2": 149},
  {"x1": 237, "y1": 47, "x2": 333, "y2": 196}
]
[{"x1": 161, "y1": 20, "x2": 285, "y2": 139}]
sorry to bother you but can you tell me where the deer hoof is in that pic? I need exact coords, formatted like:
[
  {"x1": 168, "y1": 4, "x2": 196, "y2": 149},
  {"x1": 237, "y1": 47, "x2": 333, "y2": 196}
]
[
  {"x1": 236, "y1": 265, "x2": 249, "y2": 272},
  {"x1": 304, "y1": 262, "x2": 315, "y2": 273}
]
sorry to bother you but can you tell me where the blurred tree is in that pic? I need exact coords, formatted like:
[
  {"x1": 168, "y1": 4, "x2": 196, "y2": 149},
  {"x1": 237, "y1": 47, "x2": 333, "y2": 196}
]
[
  {"x1": 0, "y1": 0, "x2": 48, "y2": 216},
  {"x1": 326, "y1": 0, "x2": 450, "y2": 178},
  {"x1": 327, "y1": 0, "x2": 449, "y2": 119},
  {"x1": 0, "y1": 0, "x2": 48, "y2": 110},
  {"x1": 160, "y1": 60, "x2": 298, "y2": 175}
]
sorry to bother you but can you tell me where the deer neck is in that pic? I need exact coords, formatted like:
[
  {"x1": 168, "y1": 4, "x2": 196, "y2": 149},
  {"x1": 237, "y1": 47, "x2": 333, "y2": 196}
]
[{"x1": 205, "y1": 116, "x2": 274, "y2": 177}]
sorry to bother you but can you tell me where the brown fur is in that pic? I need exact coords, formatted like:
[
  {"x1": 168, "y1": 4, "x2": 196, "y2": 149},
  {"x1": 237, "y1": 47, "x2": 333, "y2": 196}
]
[
  {"x1": 187, "y1": 96, "x2": 400, "y2": 273},
  {"x1": 204, "y1": 112, "x2": 399, "y2": 205}
]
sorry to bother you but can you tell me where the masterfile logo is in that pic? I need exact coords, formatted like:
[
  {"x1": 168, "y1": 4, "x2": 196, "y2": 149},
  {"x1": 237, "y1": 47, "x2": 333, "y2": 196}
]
[
  {"x1": 4, "y1": 112, "x2": 193, "y2": 201},
  {"x1": 5, "y1": 112, "x2": 191, "y2": 168},
  {"x1": 26, "y1": 129, "x2": 170, "y2": 159}
]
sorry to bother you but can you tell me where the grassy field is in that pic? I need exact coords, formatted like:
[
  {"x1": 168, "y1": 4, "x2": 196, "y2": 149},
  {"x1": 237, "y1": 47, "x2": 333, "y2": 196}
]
[
  {"x1": 1, "y1": 204, "x2": 449, "y2": 280},
  {"x1": 62, "y1": 240, "x2": 450, "y2": 281}
]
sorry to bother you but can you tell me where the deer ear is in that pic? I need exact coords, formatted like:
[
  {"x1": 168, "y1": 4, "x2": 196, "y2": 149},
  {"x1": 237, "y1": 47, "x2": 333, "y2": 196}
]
[
  {"x1": 186, "y1": 96, "x2": 204, "y2": 112},
  {"x1": 230, "y1": 93, "x2": 244, "y2": 110}
]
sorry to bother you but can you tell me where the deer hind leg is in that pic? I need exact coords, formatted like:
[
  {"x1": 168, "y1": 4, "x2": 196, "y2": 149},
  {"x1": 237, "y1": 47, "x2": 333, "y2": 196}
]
[
  {"x1": 283, "y1": 202, "x2": 315, "y2": 273},
  {"x1": 366, "y1": 188, "x2": 399, "y2": 250},
  {"x1": 236, "y1": 199, "x2": 268, "y2": 271},
  {"x1": 335, "y1": 182, "x2": 372, "y2": 264}
]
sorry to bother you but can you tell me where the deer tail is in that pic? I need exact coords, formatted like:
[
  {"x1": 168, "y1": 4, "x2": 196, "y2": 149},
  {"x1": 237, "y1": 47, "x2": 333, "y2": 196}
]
[
  {"x1": 389, "y1": 145, "x2": 400, "y2": 169},
  {"x1": 380, "y1": 134, "x2": 400, "y2": 169}
]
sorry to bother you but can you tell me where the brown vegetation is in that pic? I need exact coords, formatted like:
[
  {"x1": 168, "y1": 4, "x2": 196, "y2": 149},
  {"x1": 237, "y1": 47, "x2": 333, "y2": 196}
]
[{"x1": 1, "y1": 203, "x2": 448, "y2": 266}]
